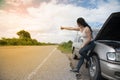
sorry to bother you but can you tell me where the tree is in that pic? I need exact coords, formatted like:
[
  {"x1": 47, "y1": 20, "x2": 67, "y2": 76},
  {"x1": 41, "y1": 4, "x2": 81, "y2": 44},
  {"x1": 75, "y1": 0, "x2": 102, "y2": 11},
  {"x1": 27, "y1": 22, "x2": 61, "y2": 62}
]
[
  {"x1": 0, "y1": 40, "x2": 7, "y2": 45},
  {"x1": 0, "y1": 0, "x2": 5, "y2": 8},
  {"x1": 17, "y1": 30, "x2": 31, "y2": 39},
  {"x1": 68, "y1": 40, "x2": 73, "y2": 44}
]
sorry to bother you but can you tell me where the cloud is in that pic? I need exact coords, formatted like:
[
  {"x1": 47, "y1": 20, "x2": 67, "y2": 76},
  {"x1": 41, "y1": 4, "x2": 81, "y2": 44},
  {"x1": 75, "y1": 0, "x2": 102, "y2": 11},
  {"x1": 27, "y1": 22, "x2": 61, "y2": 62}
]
[
  {"x1": 5, "y1": 0, "x2": 52, "y2": 8},
  {"x1": 0, "y1": 0, "x2": 120, "y2": 43}
]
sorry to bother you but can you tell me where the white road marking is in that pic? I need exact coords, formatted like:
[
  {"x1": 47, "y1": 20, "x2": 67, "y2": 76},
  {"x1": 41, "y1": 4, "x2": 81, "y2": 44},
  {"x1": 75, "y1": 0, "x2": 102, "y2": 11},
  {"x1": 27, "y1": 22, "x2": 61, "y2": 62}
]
[{"x1": 26, "y1": 48, "x2": 57, "y2": 80}]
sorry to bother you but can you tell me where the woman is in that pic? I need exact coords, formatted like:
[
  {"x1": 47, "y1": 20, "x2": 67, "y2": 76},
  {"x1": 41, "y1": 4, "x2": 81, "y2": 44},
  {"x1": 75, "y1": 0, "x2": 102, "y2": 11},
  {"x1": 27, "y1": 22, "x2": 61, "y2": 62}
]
[{"x1": 61, "y1": 17, "x2": 95, "y2": 76}]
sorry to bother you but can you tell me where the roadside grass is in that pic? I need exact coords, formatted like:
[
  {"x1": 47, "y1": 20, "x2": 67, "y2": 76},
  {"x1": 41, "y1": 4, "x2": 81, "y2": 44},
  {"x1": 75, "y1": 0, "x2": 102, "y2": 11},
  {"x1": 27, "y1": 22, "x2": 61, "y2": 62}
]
[{"x1": 58, "y1": 40, "x2": 72, "y2": 54}]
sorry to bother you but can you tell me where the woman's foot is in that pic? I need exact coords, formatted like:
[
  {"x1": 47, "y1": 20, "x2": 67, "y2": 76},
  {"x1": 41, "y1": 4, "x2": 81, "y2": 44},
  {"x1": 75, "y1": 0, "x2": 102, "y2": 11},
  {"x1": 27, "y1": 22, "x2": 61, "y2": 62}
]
[
  {"x1": 76, "y1": 73, "x2": 82, "y2": 79},
  {"x1": 70, "y1": 68, "x2": 79, "y2": 73}
]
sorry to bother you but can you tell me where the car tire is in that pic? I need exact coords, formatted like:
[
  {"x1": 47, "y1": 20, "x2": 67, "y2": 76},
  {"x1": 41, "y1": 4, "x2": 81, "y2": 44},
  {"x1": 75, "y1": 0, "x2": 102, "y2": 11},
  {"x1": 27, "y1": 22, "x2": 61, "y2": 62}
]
[
  {"x1": 72, "y1": 49, "x2": 78, "y2": 59},
  {"x1": 88, "y1": 55, "x2": 102, "y2": 80}
]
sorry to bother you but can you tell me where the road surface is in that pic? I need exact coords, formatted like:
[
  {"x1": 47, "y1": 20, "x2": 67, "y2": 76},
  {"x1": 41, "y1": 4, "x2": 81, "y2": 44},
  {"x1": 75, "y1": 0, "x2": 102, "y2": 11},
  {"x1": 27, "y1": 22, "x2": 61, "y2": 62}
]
[{"x1": 0, "y1": 46, "x2": 76, "y2": 80}]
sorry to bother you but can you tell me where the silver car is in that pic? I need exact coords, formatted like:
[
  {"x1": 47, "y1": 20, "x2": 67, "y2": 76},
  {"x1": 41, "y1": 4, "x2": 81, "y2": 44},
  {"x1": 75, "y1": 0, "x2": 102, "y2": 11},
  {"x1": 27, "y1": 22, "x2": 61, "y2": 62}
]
[{"x1": 72, "y1": 12, "x2": 120, "y2": 80}]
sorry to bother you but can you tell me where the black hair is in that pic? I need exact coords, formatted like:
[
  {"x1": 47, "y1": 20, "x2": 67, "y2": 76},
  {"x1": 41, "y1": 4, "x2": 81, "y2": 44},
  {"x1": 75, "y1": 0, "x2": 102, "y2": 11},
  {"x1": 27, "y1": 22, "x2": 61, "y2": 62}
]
[{"x1": 77, "y1": 17, "x2": 93, "y2": 33}]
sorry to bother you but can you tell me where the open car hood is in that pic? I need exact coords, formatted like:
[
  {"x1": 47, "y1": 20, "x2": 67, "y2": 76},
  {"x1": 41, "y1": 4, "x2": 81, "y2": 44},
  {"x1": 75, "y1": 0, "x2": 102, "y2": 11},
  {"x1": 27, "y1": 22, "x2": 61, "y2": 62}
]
[{"x1": 95, "y1": 12, "x2": 120, "y2": 41}]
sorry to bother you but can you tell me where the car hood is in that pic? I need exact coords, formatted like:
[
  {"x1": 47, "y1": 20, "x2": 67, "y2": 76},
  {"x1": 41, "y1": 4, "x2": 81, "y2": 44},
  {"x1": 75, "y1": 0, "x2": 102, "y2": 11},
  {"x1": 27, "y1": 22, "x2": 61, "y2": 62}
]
[{"x1": 95, "y1": 12, "x2": 120, "y2": 41}]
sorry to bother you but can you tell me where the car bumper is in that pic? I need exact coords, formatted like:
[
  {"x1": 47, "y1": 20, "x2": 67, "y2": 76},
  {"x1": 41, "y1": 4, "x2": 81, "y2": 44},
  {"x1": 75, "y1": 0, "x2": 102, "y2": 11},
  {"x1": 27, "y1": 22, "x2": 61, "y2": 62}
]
[{"x1": 100, "y1": 60, "x2": 120, "y2": 80}]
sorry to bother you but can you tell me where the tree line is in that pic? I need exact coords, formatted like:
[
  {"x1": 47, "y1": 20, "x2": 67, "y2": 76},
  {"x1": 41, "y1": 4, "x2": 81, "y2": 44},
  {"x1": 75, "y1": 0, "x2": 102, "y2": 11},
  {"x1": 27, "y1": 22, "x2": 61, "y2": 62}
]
[{"x1": 0, "y1": 30, "x2": 55, "y2": 46}]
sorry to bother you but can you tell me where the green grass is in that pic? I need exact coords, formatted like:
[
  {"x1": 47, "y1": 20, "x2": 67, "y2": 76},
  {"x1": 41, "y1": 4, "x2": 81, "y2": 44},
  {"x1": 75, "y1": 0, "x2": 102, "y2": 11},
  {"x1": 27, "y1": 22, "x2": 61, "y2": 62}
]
[
  {"x1": 58, "y1": 46, "x2": 72, "y2": 53},
  {"x1": 58, "y1": 41, "x2": 72, "y2": 54}
]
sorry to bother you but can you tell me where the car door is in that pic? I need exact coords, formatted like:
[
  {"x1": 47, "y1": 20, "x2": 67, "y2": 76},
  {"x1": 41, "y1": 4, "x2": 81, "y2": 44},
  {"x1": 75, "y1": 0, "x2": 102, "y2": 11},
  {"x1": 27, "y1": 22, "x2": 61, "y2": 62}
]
[{"x1": 75, "y1": 32, "x2": 83, "y2": 52}]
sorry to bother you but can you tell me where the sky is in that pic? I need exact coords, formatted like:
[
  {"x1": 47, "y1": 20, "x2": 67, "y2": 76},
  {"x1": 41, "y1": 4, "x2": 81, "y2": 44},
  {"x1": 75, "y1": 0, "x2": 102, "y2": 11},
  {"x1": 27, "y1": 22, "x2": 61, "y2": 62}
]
[{"x1": 0, "y1": 0, "x2": 120, "y2": 43}]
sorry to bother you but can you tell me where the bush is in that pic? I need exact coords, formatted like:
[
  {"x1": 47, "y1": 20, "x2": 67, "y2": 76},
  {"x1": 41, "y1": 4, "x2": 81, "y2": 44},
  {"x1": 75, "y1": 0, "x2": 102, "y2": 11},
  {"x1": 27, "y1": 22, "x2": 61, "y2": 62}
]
[
  {"x1": 0, "y1": 38, "x2": 42, "y2": 46},
  {"x1": 58, "y1": 40, "x2": 73, "y2": 53},
  {"x1": 0, "y1": 40, "x2": 7, "y2": 45}
]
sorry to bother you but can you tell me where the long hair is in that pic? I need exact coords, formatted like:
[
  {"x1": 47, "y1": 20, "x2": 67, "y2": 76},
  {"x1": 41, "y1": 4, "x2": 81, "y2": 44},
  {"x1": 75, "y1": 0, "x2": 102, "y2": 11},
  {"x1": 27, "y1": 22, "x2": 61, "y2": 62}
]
[{"x1": 77, "y1": 17, "x2": 93, "y2": 33}]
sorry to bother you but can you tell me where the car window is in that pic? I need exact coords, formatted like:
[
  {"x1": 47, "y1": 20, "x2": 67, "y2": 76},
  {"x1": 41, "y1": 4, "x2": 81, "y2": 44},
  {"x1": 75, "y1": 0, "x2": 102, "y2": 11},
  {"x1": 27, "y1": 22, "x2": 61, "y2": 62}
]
[
  {"x1": 74, "y1": 37, "x2": 78, "y2": 42},
  {"x1": 74, "y1": 32, "x2": 79, "y2": 42},
  {"x1": 92, "y1": 29, "x2": 99, "y2": 39}
]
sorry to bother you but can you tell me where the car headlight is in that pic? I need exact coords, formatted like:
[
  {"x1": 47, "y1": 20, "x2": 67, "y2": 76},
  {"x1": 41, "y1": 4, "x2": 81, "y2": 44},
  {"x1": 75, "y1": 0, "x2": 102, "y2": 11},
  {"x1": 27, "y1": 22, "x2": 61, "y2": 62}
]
[
  {"x1": 107, "y1": 52, "x2": 120, "y2": 61},
  {"x1": 107, "y1": 52, "x2": 116, "y2": 61}
]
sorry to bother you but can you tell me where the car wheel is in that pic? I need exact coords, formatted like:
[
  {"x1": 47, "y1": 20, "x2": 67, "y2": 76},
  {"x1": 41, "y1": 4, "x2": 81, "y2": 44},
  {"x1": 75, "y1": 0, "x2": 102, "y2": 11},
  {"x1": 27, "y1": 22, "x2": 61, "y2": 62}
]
[
  {"x1": 72, "y1": 49, "x2": 78, "y2": 59},
  {"x1": 89, "y1": 55, "x2": 102, "y2": 80}
]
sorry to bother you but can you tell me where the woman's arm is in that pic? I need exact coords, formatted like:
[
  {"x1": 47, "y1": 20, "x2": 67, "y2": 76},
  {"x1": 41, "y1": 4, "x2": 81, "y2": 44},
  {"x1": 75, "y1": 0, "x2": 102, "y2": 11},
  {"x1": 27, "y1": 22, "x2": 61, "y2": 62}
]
[
  {"x1": 61, "y1": 26, "x2": 80, "y2": 31},
  {"x1": 81, "y1": 27, "x2": 92, "y2": 48}
]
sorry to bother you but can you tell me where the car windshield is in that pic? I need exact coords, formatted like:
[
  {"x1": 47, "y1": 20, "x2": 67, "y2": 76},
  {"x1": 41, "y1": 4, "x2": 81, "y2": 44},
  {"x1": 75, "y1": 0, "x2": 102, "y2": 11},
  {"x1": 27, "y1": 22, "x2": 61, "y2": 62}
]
[{"x1": 92, "y1": 29, "x2": 99, "y2": 39}]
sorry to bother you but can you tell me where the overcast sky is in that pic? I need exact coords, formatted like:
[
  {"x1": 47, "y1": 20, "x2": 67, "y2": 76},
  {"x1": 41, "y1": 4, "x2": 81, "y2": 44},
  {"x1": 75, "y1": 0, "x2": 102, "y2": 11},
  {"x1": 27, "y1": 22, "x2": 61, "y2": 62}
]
[{"x1": 0, "y1": 0, "x2": 120, "y2": 43}]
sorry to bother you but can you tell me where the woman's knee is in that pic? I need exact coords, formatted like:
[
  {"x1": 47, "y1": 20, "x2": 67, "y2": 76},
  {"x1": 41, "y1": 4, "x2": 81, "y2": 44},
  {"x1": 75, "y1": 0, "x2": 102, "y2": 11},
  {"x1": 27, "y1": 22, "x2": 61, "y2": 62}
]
[
  {"x1": 79, "y1": 51, "x2": 87, "y2": 56},
  {"x1": 80, "y1": 56, "x2": 84, "y2": 61},
  {"x1": 79, "y1": 48, "x2": 87, "y2": 54}
]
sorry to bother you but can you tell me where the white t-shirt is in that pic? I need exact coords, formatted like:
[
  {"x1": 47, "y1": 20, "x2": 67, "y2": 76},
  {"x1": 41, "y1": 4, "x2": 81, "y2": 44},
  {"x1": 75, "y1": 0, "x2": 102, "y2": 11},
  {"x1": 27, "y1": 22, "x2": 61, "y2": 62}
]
[{"x1": 79, "y1": 28, "x2": 88, "y2": 44}]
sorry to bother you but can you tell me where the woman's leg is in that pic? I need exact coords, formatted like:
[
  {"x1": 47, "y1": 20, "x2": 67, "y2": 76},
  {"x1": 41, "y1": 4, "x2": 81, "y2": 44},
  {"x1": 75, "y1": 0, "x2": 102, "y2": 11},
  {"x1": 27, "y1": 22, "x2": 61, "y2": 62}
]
[
  {"x1": 80, "y1": 41, "x2": 95, "y2": 61},
  {"x1": 71, "y1": 46, "x2": 90, "y2": 73},
  {"x1": 80, "y1": 51, "x2": 90, "y2": 61},
  {"x1": 76, "y1": 56, "x2": 84, "y2": 72},
  {"x1": 79, "y1": 47, "x2": 90, "y2": 61},
  {"x1": 71, "y1": 41, "x2": 95, "y2": 73},
  {"x1": 71, "y1": 56, "x2": 84, "y2": 73}
]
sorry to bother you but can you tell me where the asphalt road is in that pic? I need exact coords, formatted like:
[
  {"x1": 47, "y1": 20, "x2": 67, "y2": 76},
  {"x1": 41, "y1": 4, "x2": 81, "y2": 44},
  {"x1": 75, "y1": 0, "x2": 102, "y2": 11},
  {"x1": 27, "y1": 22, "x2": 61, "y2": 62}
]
[{"x1": 0, "y1": 46, "x2": 76, "y2": 80}]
